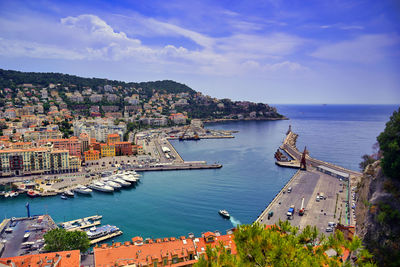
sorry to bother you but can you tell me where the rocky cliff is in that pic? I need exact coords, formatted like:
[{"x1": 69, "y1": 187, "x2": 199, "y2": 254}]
[{"x1": 355, "y1": 160, "x2": 400, "y2": 266}]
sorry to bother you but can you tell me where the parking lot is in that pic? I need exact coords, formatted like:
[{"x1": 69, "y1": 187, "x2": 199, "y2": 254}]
[
  {"x1": 258, "y1": 168, "x2": 349, "y2": 235},
  {"x1": 0, "y1": 215, "x2": 57, "y2": 257}
]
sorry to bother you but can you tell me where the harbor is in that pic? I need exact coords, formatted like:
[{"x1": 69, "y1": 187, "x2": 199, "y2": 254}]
[{"x1": 256, "y1": 127, "x2": 362, "y2": 234}]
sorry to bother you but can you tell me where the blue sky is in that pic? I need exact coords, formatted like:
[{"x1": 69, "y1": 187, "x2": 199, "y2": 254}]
[{"x1": 0, "y1": 0, "x2": 399, "y2": 104}]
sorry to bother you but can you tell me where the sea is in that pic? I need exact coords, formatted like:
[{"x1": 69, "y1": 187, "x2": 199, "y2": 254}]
[{"x1": 0, "y1": 104, "x2": 397, "y2": 243}]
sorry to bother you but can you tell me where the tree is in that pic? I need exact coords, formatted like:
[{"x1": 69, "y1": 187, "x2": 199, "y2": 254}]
[
  {"x1": 377, "y1": 108, "x2": 400, "y2": 180},
  {"x1": 43, "y1": 228, "x2": 90, "y2": 252},
  {"x1": 195, "y1": 221, "x2": 375, "y2": 267}
]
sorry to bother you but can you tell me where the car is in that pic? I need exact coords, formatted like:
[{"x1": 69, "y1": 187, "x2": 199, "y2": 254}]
[
  {"x1": 316, "y1": 196, "x2": 320, "y2": 202},
  {"x1": 326, "y1": 227, "x2": 333, "y2": 232},
  {"x1": 328, "y1": 222, "x2": 336, "y2": 227},
  {"x1": 287, "y1": 187, "x2": 292, "y2": 193}
]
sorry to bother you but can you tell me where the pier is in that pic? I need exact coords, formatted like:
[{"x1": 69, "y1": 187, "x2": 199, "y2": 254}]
[
  {"x1": 60, "y1": 215, "x2": 102, "y2": 231},
  {"x1": 256, "y1": 128, "x2": 362, "y2": 234},
  {"x1": 90, "y1": 230, "x2": 123, "y2": 245}
]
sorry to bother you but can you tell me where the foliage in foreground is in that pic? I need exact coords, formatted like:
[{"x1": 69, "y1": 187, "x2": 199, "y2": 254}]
[
  {"x1": 195, "y1": 221, "x2": 375, "y2": 267},
  {"x1": 377, "y1": 107, "x2": 400, "y2": 180},
  {"x1": 43, "y1": 228, "x2": 90, "y2": 252}
]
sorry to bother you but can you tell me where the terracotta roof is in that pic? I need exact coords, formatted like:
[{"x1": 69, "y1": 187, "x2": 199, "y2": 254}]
[
  {"x1": 0, "y1": 250, "x2": 80, "y2": 267},
  {"x1": 94, "y1": 238, "x2": 196, "y2": 266}
]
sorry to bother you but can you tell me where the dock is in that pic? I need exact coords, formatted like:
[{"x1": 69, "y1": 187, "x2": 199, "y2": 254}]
[
  {"x1": 60, "y1": 215, "x2": 102, "y2": 231},
  {"x1": 256, "y1": 128, "x2": 362, "y2": 233},
  {"x1": 90, "y1": 230, "x2": 123, "y2": 245},
  {"x1": 134, "y1": 163, "x2": 222, "y2": 172}
]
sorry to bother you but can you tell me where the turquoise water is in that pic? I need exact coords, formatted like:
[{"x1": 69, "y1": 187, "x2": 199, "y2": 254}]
[{"x1": 0, "y1": 105, "x2": 397, "y2": 242}]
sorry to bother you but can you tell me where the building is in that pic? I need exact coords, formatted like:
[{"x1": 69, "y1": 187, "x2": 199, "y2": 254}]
[
  {"x1": 137, "y1": 145, "x2": 144, "y2": 155},
  {"x1": 94, "y1": 237, "x2": 197, "y2": 266},
  {"x1": 100, "y1": 144, "x2": 115, "y2": 157},
  {"x1": 107, "y1": 133, "x2": 121, "y2": 145},
  {"x1": 0, "y1": 250, "x2": 81, "y2": 267},
  {"x1": 25, "y1": 130, "x2": 63, "y2": 142},
  {"x1": 115, "y1": 142, "x2": 133, "y2": 156},
  {"x1": 84, "y1": 146, "x2": 100, "y2": 161},
  {"x1": 73, "y1": 120, "x2": 126, "y2": 143},
  {"x1": 38, "y1": 138, "x2": 82, "y2": 159},
  {"x1": 169, "y1": 113, "x2": 187, "y2": 124},
  {"x1": 317, "y1": 165, "x2": 350, "y2": 180},
  {"x1": 0, "y1": 147, "x2": 73, "y2": 177},
  {"x1": 79, "y1": 133, "x2": 90, "y2": 154}
]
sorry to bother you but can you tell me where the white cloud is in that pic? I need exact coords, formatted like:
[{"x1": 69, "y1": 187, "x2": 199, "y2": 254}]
[
  {"x1": 0, "y1": 13, "x2": 308, "y2": 77},
  {"x1": 311, "y1": 34, "x2": 399, "y2": 63}
]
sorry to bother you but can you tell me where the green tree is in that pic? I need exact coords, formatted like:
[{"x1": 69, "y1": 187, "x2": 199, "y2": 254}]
[
  {"x1": 195, "y1": 221, "x2": 375, "y2": 267},
  {"x1": 43, "y1": 228, "x2": 90, "y2": 252},
  {"x1": 377, "y1": 108, "x2": 400, "y2": 180}
]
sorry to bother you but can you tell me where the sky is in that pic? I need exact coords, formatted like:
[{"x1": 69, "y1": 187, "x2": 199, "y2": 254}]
[{"x1": 0, "y1": 0, "x2": 399, "y2": 104}]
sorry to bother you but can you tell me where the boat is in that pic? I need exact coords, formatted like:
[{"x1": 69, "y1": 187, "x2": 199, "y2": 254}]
[
  {"x1": 74, "y1": 185, "x2": 92, "y2": 195},
  {"x1": 113, "y1": 178, "x2": 131, "y2": 187},
  {"x1": 4, "y1": 192, "x2": 10, "y2": 198},
  {"x1": 64, "y1": 190, "x2": 75, "y2": 197},
  {"x1": 85, "y1": 225, "x2": 119, "y2": 239},
  {"x1": 60, "y1": 194, "x2": 68, "y2": 200},
  {"x1": 105, "y1": 180, "x2": 122, "y2": 190},
  {"x1": 27, "y1": 190, "x2": 40, "y2": 198},
  {"x1": 218, "y1": 210, "x2": 230, "y2": 219},
  {"x1": 10, "y1": 191, "x2": 19, "y2": 197},
  {"x1": 120, "y1": 175, "x2": 138, "y2": 183},
  {"x1": 88, "y1": 182, "x2": 114, "y2": 192}
]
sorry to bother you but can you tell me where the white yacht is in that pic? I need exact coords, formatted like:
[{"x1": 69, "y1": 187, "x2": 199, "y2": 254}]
[
  {"x1": 113, "y1": 178, "x2": 131, "y2": 187},
  {"x1": 64, "y1": 190, "x2": 75, "y2": 197},
  {"x1": 89, "y1": 182, "x2": 114, "y2": 192},
  {"x1": 106, "y1": 180, "x2": 122, "y2": 189},
  {"x1": 74, "y1": 185, "x2": 93, "y2": 195},
  {"x1": 121, "y1": 175, "x2": 138, "y2": 183}
]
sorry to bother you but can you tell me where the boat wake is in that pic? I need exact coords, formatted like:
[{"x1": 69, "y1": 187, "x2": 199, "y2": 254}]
[{"x1": 229, "y1": 216, "x2": 241, "y2": 227}]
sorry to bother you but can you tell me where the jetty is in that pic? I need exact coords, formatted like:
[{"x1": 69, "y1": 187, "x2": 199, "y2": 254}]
[
  {"x1": 256, "y1": 127, "x2": 362, "y2": 234},
  {"x1": 90, "y1": 230, "x2": 123, "y2": 245},
  {"x1": 60, "y1": 215, "x2": 102, "y2": 231}
]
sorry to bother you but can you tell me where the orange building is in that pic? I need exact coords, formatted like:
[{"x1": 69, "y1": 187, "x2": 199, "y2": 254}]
[
  {"x1": 84, "y1": 147, "x2": 100, "y2": 161},
  {"x1": 115, "y1": 141, "x2": 133, "y2": 156},
  {"x1": 0, "y1": 250, "x2": 80, "y2": 267},
  {"x1": 107, "y1": 133, "x2": 121, "y2": 145},
  {"x1": 38, "y1": 137, "x2": 82, "y2": 158}
]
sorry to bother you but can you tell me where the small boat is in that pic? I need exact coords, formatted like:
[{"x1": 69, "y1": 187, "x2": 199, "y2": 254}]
[
  {"x1": 27, "y1": 190, "x2": 40, "y2": 198},
  {"x1": 4, "y1": 192, "x2": 10, "y2": 198},
  {"x1": 10, "y1": 191, "x2": 19, "y2": 197},
  {"x1": 64, "y1": 190, "x2": 75, "y2": 197},
  {"x1": 60, "y1": 194, "x2": 68, "y2": 200},
  {"x1": 74, "y1": 185, "x2": 92, "y2": 195},
  {"x1": 218, "y1": 209, "x2": 230, "y2": 219}
]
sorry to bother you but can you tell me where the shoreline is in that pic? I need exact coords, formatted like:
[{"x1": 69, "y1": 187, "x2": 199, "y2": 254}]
[{"x1": 203, "y1": 116, "x2": 288, "y2": 124}]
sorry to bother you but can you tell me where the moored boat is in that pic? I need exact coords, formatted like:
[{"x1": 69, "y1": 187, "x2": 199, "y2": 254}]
[
  {"x1": 113, "y1": 178, "x2": 131, "y2": 187},
  {"x1": 85, "y1": 224, "x2": 119, "y2": 239},
  {"x1": 74, "y1": 185, "x2": 93, "y2": 195},
  {"x1": 218, "y1": 209, "x2": 230, "y2": 219},
  {"x1": 88, "y1": 182, "x2": 114, "y2": 192},
  {"x1": 61, "y1": 194, "x2": 68, "y2": 200},
  {"x1": 105, "y1": 180, "x2": 122, "y2": 190},
  {"x1": 27, "y1": 190, "x2": 40, "y2": 198},
  {"x1": 64, "y1": 190, "x2": 75, "y2": 197}
]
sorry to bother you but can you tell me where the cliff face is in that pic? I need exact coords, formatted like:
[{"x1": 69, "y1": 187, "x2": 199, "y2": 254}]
[{"x1": 355, "y1": 161, "x2": 400, "y2": 266}]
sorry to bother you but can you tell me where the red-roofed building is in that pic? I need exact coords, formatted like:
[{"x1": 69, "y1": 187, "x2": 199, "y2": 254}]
[
  {"x1": 115, "y1": 141, "x2": 133, "y2": 156},
  {"x1": 94, "y1": 237, "x2": 197, "y2": 266},
  {"x1": 0, "y1": 250, "x2": 80, "y2": 267},
  {"x1": 38, "y1": 138, "x2": 82, "y2": 158}
]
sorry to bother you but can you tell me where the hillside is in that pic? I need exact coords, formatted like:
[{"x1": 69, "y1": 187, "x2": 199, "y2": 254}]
[{"x1": 0, "y1": 68, "x2": 283, "y2": 121}]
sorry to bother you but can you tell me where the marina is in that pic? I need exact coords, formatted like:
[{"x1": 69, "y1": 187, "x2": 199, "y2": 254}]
[{"x1": 0, "y1": 105, "x2": 393, "y2": 246}]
